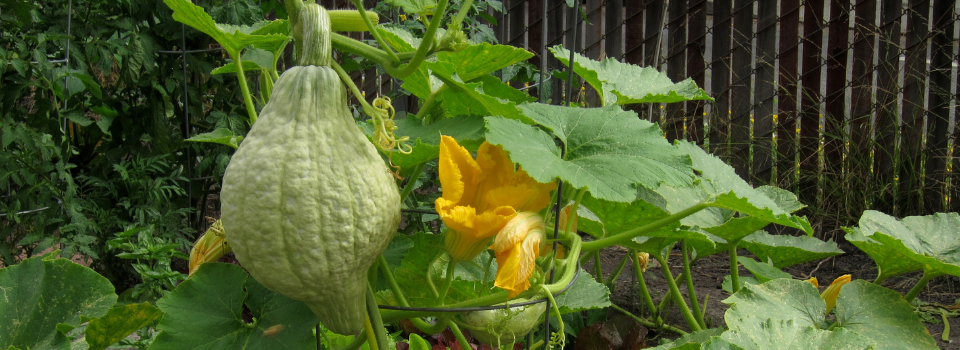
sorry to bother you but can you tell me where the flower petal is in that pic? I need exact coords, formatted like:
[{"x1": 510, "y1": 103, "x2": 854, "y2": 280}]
[
  {"x1": 821, "y1": 274, "x2": 851, "y2": 315},
  {"x1": 439, "y1": 136, "x2": 482, "y2": 205},
  {"x1": 491, "y1": 212, "x2": 543, "y2": 252}
]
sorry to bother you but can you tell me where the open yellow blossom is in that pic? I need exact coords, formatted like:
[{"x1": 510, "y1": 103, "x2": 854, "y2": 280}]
[
  {"x1": 821, "y1": 274, "x2": 851, "y2": 315},
  {"x1": 490, "y1": 212, "x2": 546, "y2": 297},
  {"x1": 435, "y1": 136, "x2": 555, "y2": 262}
]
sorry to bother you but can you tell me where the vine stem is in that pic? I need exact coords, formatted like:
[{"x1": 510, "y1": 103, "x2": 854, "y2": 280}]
[
  {"x1": 387, "y1": 0, "x2": 450, "y2": 78},
  {"x1": 228, "y1": 49, "x2": 259, "y2": 124},
  {"x1": 437, "y1": 259, "x2": 458, "y2": 304},
  {"x1": 349, "y1": 0, "x2": 399, "y2": 62},
  {"x1": 415, "y1": 84, "x2": 448, "y2": 123},
  {"x1": 905, "y1": 271, "x2": 940, "y2": 302},
  {"x1": 366, "y1": 285, "x2": 390, "y2": 350},
  {"x1": 362, "y1": 315, "x2": 380, "y2": 350},
  {"x1": 378, "y1": 255, "x2": 450, "y2": 334},
  {"x1": 610, "y1": 304, "x2": 687, "y2": 336},
  {"x1": 728, "y1": 244, "x2": 741, "y2": 294},
  {"x1": 581, "y1": 202, "x2": 710, "y2": 252},
  {"x1": 682, "y1": 240, "x2": 705, "y2": 329},
  {"x1": 446, "y1": 322, "x2": 473, "y2": 350},
  {"x1": 630, "y1": 250, "x2": 660, "y2": 326},
  {"x1": 654, "y1": 254, "x2": 702, "y2": 332},
  {"x1": 398, "y1": 163, "x2": 424, "y2": 202}
]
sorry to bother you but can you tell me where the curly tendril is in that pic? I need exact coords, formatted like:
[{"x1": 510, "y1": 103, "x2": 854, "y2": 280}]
[{"x1": 368, "y1": 96, "x2": 412, "y2": 154}]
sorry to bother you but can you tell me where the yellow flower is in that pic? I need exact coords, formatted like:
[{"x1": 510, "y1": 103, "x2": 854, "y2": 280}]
[
  {"x1": 807, "y1": 277, "x2": 819, "y2": 288},
  {"x1": 490, "y1": 212, "x2": 545, "y2": 298},
  {"x1": 188, "y1": 220, "x2": 232, "y2": 277},
  {"x1": 821, "y1": 274, "x2": 851, "y2": 315},
  {"x1": 435, "y1": 136, "x2": 555, "y2": 262}
]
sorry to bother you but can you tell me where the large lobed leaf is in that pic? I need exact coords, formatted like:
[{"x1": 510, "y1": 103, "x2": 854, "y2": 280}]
[
  {"x1": 163, "y1": 0, "x2": 289, "y2": 55},
  {"x1": 550, "y1": 46, "x2": 713, "y2": 106},
  {"x1": 739, "y1": 231, "x2": 843, "y2": 268},
  {"x1": 151, "y1": 263, "x2": 318, "y2": 350},
  {"x1": 846, "y1": 210, "x2": 960, "y2": 280},
  {"x1": 0, "y1": 255, "x2": 117, "y2": 350},
  {"x1": 553, "y1": 269, "x2": 612, "y2": 314},
  {"x1": 722, "y1": 279, "x2": 936, "y2": 350},
  {"x1": 485, "y1": 104, "x2": 695, "y2": 202}
]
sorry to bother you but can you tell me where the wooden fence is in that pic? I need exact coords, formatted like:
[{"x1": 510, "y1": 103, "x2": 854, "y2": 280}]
[{"x1": 329, "y1": 0, "x2": 960, "y2": 221}]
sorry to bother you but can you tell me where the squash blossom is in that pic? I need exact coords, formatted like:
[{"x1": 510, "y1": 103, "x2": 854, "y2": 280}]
[
  {"x1": 491, "y1": 212, "x2": 546, "y2": 297},
  {"x1": 188, "y1": 219, "x2": 231, "y2": 277},
  {"x1": 821, "y1": 274, "x2": 851, "y2": 315},
  {"x1": 436, "y1": 136, "x2": 555, "y2": 262}
]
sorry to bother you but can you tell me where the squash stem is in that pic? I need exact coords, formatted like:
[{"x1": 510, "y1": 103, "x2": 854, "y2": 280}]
[
  {"x1": 415, "y1": 84, "x2": 448, "y2": 124},
  {"x1": 729, "y1": 243, "x2": 741, "y2": 294},
  {"x1": 610, "y1": 304, "x2": 687, "y2": 336},
  {"x1": 399, "y1": 163, "x2": 424, "y2": 202},
  {"x1": 654, "y1": 254, "x2": 702, "y2": 332},
  {"x1": 630, "y1": 250, "x2": 660, "y2": 325},
  {"x1": 388, "y1": 0, "x2": 450, "y2": 78},
  {"x1": 447, "y1": 321, "x2": 473, "y2": 350},
  {"x1": 603, "y1": 254, "x2": 629, "y2": 292},
  {"x1": 581, "y1": 202, "x2": 710, "y2": 252},
  {"x1": 366, "y1": 285, "x2": 390, "y2": 350},
  {"x1": 379, "y1": 255, "x2": 409, "y2": 306},
  {"x1": 905, "y1": 270, "x2": 940, "y2": 302},
  {"x1": 682, "y1": 240, "x2": 706, "y2": 329},
  {"x1": 331, "y1": 33, "x2": 395, "y2": 68},
  {"x1": 227, "y1": 49, "x2": 259, "y2": 124},
  {"x1": 347, "y1": 0, "x2": 399, "y2": 62},
  {"x1": 361, "y1": 315, "x2": 380, "y2": 350},
  {"x1": 437, "y1": 259, "x2": 458, "y2": 304}
]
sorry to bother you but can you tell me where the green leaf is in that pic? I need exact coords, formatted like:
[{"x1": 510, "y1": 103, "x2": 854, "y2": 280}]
[
  {"x1": 382, "y1": 115, "x2": 486, "y2": 168},
  {"x1": 723, "y1": 279, "x2": 937, "y2": 350},
  {"x1": 834, "y1": 280, "x2": 938, "y2": 350},
  {"x1": 380, "y1": 232, "x2": 482, "y2": 307},
  {"x1": 739, "y1": 231, "x2": 843, "y2": 268},
  {"x1": 486, "y1": 104, "x2": 694, "y2": 202},
  {"x1": 736, "y1": 257, "x2": 791, "y2": 283},
  {"x1": 151, "y1": 263, "x2": 318, "y2": 349},
  {"x1": 723, "y1": 279, "x2": 827, "y2": 331},
  {"x1": 67, "y1": 72, "x2": 102, "y2": 99},
  {"x1": 428, "y1": 43, "x2": 534, "y2": 82},
  {"x1": 378, "y1": 25, "x2": 421, "y2": 52},
  {"x1": 848, "y1": 210, "x2": 960, "y2": 280},
  {"x1": 553, "y1": 269, "x2": 611, "y2": 313},
  {"x1": 670, "y1": 141, "x2": 812, "y2": 233},
  {"x1": 211, "y1": 60, "x2": 265, "y2": 75},
  {"x1": 646, "y1": 328, "x2": 726, "y2": 350},
  {"x1": 185, "y1": 128, "x2": 243, "y2": 149},
  {"x1": 431, "y1": 68, "x2": 523, "y2": 118},
  {"x1": 721, "y1": 275, "x2": 760, "y2": 294},
  {"x1": 85, "y1": 303, "x2": 162, "y2": 350},
  {"x1": 163, "y1": 0, "x2": 289, "y2": 55},
  {"x1": 408, "y1": 334, "x2": 431, "y2": 350},
  {"x1": 721, "y1": 319, "x2": 872, "y2": 350},
  {"x1": 0, "y1": 256, "x2": 117, "y2": 350},
  {"x1": 550, "y1": 46, "x2": 712, "y2": 106},
  {"x1": 577, "y1": 193, "x2": 712, "y2": 256},
  {"x1": 385, "y1": 0, "x2": 438, "y2": 14}
]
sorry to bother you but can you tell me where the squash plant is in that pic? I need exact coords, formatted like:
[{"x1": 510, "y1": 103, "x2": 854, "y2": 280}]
[{"x1": 0, "y1": 0, "x2": 948, "y2": 349}]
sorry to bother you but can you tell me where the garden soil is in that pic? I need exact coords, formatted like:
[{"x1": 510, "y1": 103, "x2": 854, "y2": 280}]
[{"x1": 587, "y1": 241, "x2": 960, "y2": 349}]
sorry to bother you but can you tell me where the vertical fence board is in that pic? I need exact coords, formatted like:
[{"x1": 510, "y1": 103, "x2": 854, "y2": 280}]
[
  {"x1": 711, "y1": 0, "x2": 733, "y2": 155},
  {"x1": 528, "y1": 0, "x2": 545, "y2": 98},
  {"x1": 873, "y1": 0, "x2": 904, "y2": 213},
  {"x1": 778, "y1": 0, "x2": 802, "y2": 189},
  {"x1": 585, "y1": 0, "x2": 605, "y2": 105},
  {"x1": 644, "y1": 0, "x2": 665, "y2": 67},
  {"x1": 624, "y1": 0, "x2": 645, "y2": 64},
  {"x1": 799, "y1": 0, "x2": 826, "y2": 203},
  {"x1": 688, "y1": 0, "x2": 708, "y2": 144},
  {"x1": 902, "y1": 0, "x2": 931, "y2": 212},
  {"x1": 755, "y1": 0, "x2": 778, "y2": 184},
  {"x1": 849, "y1": 0, "x2": 878, "y2": 209},
  {"x1": 730, "y1": 0, "x2": 754, "y2": 179},
  {"x1": 928, "y1": 0, "x2": 957, "y2": 211},
  {"x1": 547, "y1": 0, "x2": 566, "y2": 103},
  {"x1": 665, "y1": 0, "x2": 687, "y2": 139},
  {"x1": 606, "y1": 0, "x2": 624, "y2": 60},
  {"x1": 824, "y1": 1, "x2": 850, "y2": 188}
]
